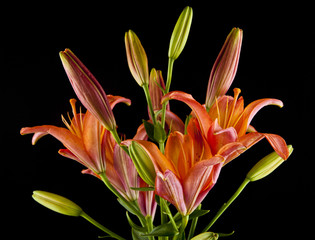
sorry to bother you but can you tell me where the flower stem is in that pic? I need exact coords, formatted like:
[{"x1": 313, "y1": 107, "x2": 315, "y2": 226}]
[
  {"x1": 80, "y1": 211, "x2": 126, "y2": 240},
  {"x1": 187, "y1": 204, "x2": 201, "y2": 240},
  {"x1": 143, "y1": 83, "x2": 157, "y2": 125},
  {"x1": 145, "y1": 215, "x2": 155, "y2": 240},
  {"x1": 99, "y1": 172, "x2": 144, "y2": 222},
  {"x1": 110, "y1": 128, "x2": 129, "y2": 154},
  {"x1": 202, "y1": 178, "x2": 250, "y2": 232},
  {"x1": 161, "y1": 198, "x2": 178, "y2": 232},
  {"x1": 161, "y1": 58, "x2": 175, "y2": 129}
]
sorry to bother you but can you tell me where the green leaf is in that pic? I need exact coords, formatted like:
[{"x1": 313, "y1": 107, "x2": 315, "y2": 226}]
[
  {"x1": 143, "y1": 120, "x2": 167, "y2": 144},
  {"x1": 218, "y1": 231, "x2": 235, "y2": 237},
  {"x1": 126, "y1": 212, "x2": 147, "y2": 233},
  {"x1": 143, "y1": 120, "x2": 155, "y2": 141},
  {"x1": 142, "y1": 222, "x2": 179, "y2": 237},
  {"x1": 117, "y1": 198, "x2": 139, "y2": 216},
  {"x1": 153, "y1": 122, "x2": 167, "y2": 144},
  {"x1": 132, "y1": 228, "x2": 150, "y2": 240},
  {"x1": 189, "y1": 209, "x2": 210, "y2": 220}
]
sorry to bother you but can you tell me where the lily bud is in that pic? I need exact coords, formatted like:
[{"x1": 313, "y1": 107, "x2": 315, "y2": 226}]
[
  {"x1": 205, "y1": 28, "x2": 243, "y2": 111},
  {"x1": 168, "y1": 6, "x2": 193, "y2": 60},
  {"x1": 149, "y1": 68, "x2": 167, "y2": 112},
  {"x1": 191, "y1": 232, "x2": 219, "y2": 240},
  {"x1": 32, "y1": 191, "x2": 83, "y2": 217},
  {"x1": 125, "y1": 30, "x2": 149, "y2": 86},
  {"x1": 128, "y1": 141, "x2": 156, "y2": 186},
  {"x1": 246, "y1": 145, "x2": 293, "y2": 182},
  {"x1": 59, "y1": 49, "x2": 116, "y2": 131}
]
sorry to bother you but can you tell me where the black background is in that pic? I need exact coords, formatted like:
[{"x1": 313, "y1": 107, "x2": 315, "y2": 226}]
[{"x1": 3, "y1": 1, "x2": 314, "y2": 239}]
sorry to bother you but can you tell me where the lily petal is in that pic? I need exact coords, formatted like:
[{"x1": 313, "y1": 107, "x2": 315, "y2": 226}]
[
  {"x1": 107, "y1": 95, "x2": 131, "y2": 109},
  {"x1": 235, "y1": 98, "x2": 283, "y2": 137},
  {"x1": 164, "y1": 110, "x2": 185, "y2": 133},
  {"x1": 155, "y1": 170, "x2": 187, "y2": 215},
  {"x1": 239, "y1": 132, "x2": 290, "y2": 160},
  {"x1": 207, "y1": 119, "x2": 238, "y2": 154},
  {"x1": 264, "y1": 133, "x2": 289, "y2": 160},
  {"x1": 133, "y1": 140, "x2": 177, "y2": 175},
  {"x1": 113, "y1": 144, "x2": 139, "y2": 201},
  {"x1": 216, "y1": 141, "x2": 247, "y2": 165},
  {"x1": 162, "y1": 91, "x2": 212, "y2": 136},
  {"x1": 183, "y1": 158, "x2": 223, "y2": 214},
  {"x1": 82, "y1": 111, "x2": 106, "y2": 173},
  {"x1": 20, "y1": 125, "x2": 94, "y2": 170}
]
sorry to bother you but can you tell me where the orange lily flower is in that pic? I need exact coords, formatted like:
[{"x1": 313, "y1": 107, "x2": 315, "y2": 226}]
[
  {"x1": 162, "y1": 88, "x2": 289, "y2": 165},
  {"x1": 20, "y1": 96, "x2": 132, "y2": 178},
  {"x1": 130, "y1": 131, "x2": 245, "y2": 216}
]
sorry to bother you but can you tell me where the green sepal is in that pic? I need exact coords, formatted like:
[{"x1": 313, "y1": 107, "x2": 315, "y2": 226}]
[
  {"x1": 142, "y1": 222, "x2": 179, "y2": 237},
  {"x1": 126, "y1": 212, "x2": 147, "y2": 233}
]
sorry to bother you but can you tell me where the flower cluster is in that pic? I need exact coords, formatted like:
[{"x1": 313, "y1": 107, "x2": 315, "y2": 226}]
[{"x1": 21, "y1": 6, "x2": 292, "y2": 240}]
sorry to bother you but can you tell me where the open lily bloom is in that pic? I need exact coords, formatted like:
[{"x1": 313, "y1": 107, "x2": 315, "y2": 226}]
[
  {"x1": 131, "y1": 131, "x2": 244, "y2": 216},
  {"x1": 162, "y1": 89, "x2": 289, "y2": 165},
  {"x1": 20, "y1": 96, "x2": 130, "y2": 176}
]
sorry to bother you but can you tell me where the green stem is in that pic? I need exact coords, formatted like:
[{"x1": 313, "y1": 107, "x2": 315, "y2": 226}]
[
  {"x1": 161, "y1": 58, "x2": 175, "y2": 129},
  {"x1": 110, "y1": 128, "x2": 129, "y2": 154},
  {"x1": 158, "y1": 196, "x2": 168, "y2": 240},
  {"x1": 187, "y1": 204, "x2": 201, "y2": 240},
  {"x1": 81, "y1": 211, "x2": 126, "y2": 240},
  {"x1": 179, "y1": 215, "x2": 189, "y2": 239},
  {"x1": 161, "y1": 198, "x2": 178, "y2": 233},
  {"x1": 143, "y1": 83, "x2": 157, "y2": 125},
  {"x1": 99, "y1": 173, "x2": 145, "y2": 223},
  {"x1": 146, "y1": 215, "x2": 155, "y2": 240},
  {"x1": 202, "y1": 178, "x2": 250, "y2": 232}
]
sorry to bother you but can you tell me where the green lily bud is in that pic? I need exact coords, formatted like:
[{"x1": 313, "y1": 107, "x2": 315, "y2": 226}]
[
  {"x1": 32, "y1": 191, "x2": 83, "y2": 217},
  {"x1": 246, "y1": 145, "x2": 293, "y2": 182},
  {"x1": 128, "y1": 141, "x2": 156, "y2": 186},
  {"x1": 168, "y1": 6, "x2": 193, "y2": 60},
  {"x1": 125, "y1": 30, "x2": 149, "y2": 87},
  {"x1": 191, "y1": 232, "x2": 219, "y2": 240}
]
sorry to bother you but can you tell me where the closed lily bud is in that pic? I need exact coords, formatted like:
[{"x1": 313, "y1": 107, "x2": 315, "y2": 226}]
[
  {"x1": 246, "y1": 145, "x2": 293, "y2": 182},
  {"x1": 168, "y1": 6, "x2": 193, "y2": 60},
  {"x1": 205, "y1": 28, "x2": 243, "y2": 111},
  {"x1": 32, "y1": 191, "x2": 83, "y2": 217},
  {"x1": 128, "y1": 141, "x2": 156, "y2": 186},
  {"x1": 59, "y1": 49, "x2": 116, "y2": 131},
  {"x1": 149, "y1": 68, "x2": 168, "y2": 112},
  {"x1": 125, "y1": 30, "x2": 149, "y2": 86},
  {"x1": 191, "y1": 232, "x2": 219, "y2": 240}
]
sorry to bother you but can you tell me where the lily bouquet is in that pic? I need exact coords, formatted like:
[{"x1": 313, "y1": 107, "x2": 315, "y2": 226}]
[{"x1": 21, "y1": 6, "x2": 293, "y2": 240}]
